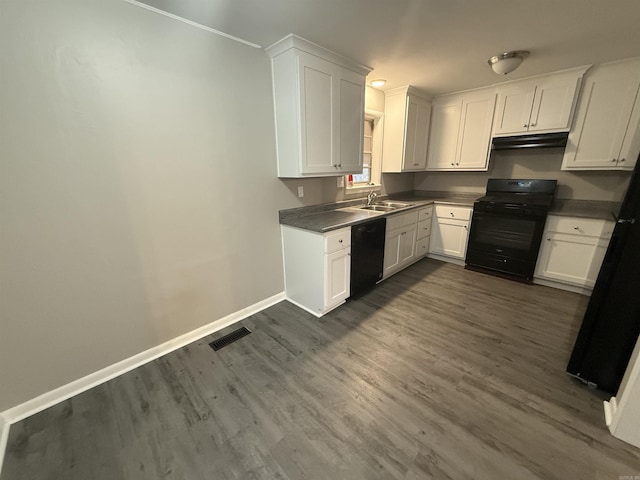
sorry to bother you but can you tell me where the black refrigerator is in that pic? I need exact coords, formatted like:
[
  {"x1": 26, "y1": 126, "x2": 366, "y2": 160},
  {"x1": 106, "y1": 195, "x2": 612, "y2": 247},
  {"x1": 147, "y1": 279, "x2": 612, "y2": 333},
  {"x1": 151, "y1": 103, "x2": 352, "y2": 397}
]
[{"x1": 567, "y1": 156, "x2": 640, "y2": 394}]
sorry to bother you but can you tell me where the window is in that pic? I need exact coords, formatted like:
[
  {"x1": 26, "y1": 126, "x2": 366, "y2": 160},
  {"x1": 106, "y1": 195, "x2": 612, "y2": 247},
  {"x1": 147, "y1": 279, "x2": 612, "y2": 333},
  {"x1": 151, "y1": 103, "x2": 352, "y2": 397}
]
[
  {"x1": 351, "y1": 118, "x2": 373, "y2": 186},
  {"x1": 346, "y1": 110, "x2": 382, "y2": 192}
]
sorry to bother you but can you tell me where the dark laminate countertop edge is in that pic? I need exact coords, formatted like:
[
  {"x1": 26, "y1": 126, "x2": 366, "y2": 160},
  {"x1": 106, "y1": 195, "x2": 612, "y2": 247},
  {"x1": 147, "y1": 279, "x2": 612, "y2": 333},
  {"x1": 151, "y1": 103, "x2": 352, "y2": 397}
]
[
  {"x1": 279, "y1": 192, "x2": 622, "y2": 233},
  {"x1": 549, "y1": 199, "x2": 621, "y2": 221}
]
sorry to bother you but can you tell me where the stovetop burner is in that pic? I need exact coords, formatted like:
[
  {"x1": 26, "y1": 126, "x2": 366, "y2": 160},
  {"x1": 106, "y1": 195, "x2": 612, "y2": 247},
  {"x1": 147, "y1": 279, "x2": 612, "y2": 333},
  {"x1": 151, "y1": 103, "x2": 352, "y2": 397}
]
[{"x1": 474, "y1": 178, "x2": 557, "y2": 213}]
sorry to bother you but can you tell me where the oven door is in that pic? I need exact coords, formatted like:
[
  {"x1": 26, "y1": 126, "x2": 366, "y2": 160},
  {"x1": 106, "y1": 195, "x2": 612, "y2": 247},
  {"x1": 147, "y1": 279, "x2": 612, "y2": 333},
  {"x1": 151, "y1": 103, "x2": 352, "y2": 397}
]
[{"x1": 466, "y1": 209, "x2": 547, "y2": 278}]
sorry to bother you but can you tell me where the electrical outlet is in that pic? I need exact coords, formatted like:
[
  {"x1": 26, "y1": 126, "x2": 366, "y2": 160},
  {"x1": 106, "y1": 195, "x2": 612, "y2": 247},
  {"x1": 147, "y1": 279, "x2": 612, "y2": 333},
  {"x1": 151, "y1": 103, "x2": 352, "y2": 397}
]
[
  {"x1": 297, "y1": 186, "x2": 304, "y2": 198},
  {"x1": 337, "y1": 177, "x2": 345, "y2": 188}
]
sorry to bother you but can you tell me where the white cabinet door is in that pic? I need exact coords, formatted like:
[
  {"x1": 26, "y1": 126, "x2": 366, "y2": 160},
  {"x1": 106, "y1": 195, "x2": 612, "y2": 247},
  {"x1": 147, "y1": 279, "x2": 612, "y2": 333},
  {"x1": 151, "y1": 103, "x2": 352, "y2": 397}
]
[
  {"x1": 404, "y1": 97, "x2": 431, "y2": 170},
  {"x1": 534, "y1": 216, "x2": 614, "y2": 288},
  {"x1": 426, "y1": 99, "x2": 461, "y2": 170},
  {"x1": 456, "y1": 92, "x2": 496, "y2": 170},
  {"x1": 620, "y1": 98, "x2": 640, "y2": 170},
  {"x1": 430, "y1": 219, "x2": 469, "y2": 259},
  {"x1": 382, "y1": 88, "x2": 431, "y2": 173},
  {"x1": 398, "y1": 224, "x2": 417, "y2": 267},
  {"x1": 383, "y1": 229, "x2": 402, "y2": 278},
  {"x1": 493, "y1": 84, "x2": 535, "y2": 135},
  {"x1": 535, "y1": 232, "x2": 605, "y2": 287},
  {"x1": 324, "y1": 248, "x2": 350, "y2": 308},
  {"x1": 562, "y1": 62, "x2": 640, "y2": 171},
  {"x1": 298, "y1": 52, "x2": 337, "y2": 174},
  {"x1": 494, "y1": 71, "x2": 583, "y2": 136},
  {"x1": 529, "y1": 75, "x2": 580, "y2": 133},
  {"x1": 337, "y1": 71, "x2": 365, "y2": 173}
]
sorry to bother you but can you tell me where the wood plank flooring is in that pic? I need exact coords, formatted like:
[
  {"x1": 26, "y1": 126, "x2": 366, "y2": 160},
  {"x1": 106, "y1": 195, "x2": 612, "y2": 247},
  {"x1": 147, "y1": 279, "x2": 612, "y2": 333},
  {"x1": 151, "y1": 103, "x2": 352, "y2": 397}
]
[{"x1": 3, "y1": 259, "x2": 640, "y2": 479}]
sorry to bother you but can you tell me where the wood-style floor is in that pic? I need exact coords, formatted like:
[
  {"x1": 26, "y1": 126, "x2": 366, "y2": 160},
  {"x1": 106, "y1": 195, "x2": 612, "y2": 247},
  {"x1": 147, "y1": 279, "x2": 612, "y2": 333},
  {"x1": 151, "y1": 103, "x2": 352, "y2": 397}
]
[{"x1": 3, "y1": 259, "x2": 640, "y2": 479}]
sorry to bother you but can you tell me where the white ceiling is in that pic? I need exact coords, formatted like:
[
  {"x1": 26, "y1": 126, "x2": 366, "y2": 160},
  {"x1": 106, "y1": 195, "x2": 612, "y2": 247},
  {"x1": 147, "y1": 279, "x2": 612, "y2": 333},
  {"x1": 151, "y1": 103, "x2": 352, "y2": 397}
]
[{"x1": 140, "y1": 0, "x2": 640, "y2": 95}]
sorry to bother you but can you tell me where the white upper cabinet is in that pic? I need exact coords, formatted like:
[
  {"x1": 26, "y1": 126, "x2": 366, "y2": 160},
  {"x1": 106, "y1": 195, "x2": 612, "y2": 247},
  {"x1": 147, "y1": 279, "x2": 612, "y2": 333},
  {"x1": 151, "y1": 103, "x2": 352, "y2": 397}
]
[
  {"x1": 426, "y1": 89, "x2": 496, "y2": 171},
  {"x1": 493, "y1": 67, "x2": 587, "y2": 136},
  {"x1": 266, "y1": 35, "x2": 371, "y2": 178},
  {"x1": 562, "y1": 58, "x2": 640, "y2": 171},
  {"x1": 381, "y1": 86, "x2": 432, "y2": 172}
]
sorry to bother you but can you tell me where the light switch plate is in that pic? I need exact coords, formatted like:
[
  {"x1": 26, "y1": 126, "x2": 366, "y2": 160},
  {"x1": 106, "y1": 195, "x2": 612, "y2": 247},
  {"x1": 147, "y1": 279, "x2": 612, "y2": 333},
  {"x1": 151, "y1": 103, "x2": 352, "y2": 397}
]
[
  {"x1": 297, "y1": 186, "x2": 304, "y2": 198},
  {"x1": 337, "y1": 177, "x2": 345, "y2": 188}
]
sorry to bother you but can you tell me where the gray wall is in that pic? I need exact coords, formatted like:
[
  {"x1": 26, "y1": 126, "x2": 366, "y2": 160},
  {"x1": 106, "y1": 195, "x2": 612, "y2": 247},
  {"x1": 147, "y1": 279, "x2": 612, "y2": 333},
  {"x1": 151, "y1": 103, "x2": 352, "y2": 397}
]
[
  {"x1": 415, "y1": 149, "x2": 631, "y2": 201},
  {"x1": 0, "y1": 0, "x2": 311, "y2": 411}
]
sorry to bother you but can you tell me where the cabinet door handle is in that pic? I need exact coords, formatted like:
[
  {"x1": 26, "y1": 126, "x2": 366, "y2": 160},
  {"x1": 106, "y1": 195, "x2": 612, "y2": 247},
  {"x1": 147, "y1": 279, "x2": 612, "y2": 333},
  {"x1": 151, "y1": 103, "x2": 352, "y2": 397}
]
[
  {"x1": 621, "y1": 158, "x2": 626, "y2": 163},
  {"x1": 523, "y1": 124, "x2": 529, "y2": 128},
  {"x1": 530, "y1": 123, "x2": 536, "y2": 127},
  {"x1": 464, "y1": 225, "x2": 468, "y2": 229},
  {"x1": 338, "y1": 164, "x2": 342, "y2": 168},
  {"x1": 338, "y1": 239, "x2": 343, "y2": 243},
  {"x1": 450, "y1": 162, "x2": 455, "y2": 166},
  {"x1": 611, "y1": 158, "x2": 617, "y2": 162},
  {"x1": 573, "y1": 226, "x2": 579, "y2": 230},
  {"x1": 450, "y1": 212, "x2": 454, "y2": 217},
  {"x1": 546, "y1": 237, "x2": 551, "y2": 241}
]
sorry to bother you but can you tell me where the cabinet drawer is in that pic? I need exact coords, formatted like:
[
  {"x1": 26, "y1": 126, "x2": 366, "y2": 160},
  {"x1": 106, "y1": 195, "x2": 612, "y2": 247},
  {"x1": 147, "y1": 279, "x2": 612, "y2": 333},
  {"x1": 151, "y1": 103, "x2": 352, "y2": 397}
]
[
  {"x1": 416, "y1": 236, "x2": 430, "y2": 257},
  {"x1": 434, "y1": 205, "x2": 472, "y2": 221},
  {"x1": 418, "y1": 207, "x2": 433, "y2": 222},
  {"x1": 386, "y1": 210, "x2": 419, "y2": 231},
  {"x1": 417, "y1": 219, "x2": 432, "y2": 240},
  {"x1": 545, "y1": 216, "x2": 612, "y2": 238},
  {"x1": 324, "y1": 227, "x2": 351, "y2": 253}
]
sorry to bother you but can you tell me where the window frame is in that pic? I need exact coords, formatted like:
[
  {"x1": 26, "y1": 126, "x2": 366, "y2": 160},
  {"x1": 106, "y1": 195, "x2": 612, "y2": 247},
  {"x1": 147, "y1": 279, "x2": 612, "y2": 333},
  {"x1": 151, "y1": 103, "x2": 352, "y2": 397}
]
[{"x1": 345, "y1": 108, "x2": 383, "y2": 195}]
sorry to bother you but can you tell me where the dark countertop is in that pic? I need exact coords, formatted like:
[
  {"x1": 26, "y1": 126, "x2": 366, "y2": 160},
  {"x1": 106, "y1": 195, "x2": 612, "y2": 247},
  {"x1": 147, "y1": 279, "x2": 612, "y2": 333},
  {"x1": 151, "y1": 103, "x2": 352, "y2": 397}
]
[
  {"x1": 279, "y1": 191, "x2": 482, "y2": 233},
  {"x1": 279, "y1": 191, "x2": 621, "y2": 233},
  {"x1": 550, "y1": 199, "x2": 620, "y2": 221}
]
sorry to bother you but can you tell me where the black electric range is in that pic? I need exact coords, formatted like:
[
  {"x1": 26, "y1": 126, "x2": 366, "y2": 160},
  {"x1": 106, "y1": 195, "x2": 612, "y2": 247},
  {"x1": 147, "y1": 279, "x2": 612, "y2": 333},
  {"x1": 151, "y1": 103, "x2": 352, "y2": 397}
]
[{"x1": 465, "y1": 179, "x2": 557, "y2": 281}]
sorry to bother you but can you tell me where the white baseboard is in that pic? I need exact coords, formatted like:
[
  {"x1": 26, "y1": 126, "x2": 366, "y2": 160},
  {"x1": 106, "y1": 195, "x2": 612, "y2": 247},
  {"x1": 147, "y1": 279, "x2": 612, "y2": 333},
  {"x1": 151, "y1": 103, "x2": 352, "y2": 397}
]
[
  {"x1": 427, "y1": 253, "x2": 465, "y2": 266},
  {"x1": 603, "y1": 396, "x2": 617, "y2": 428},
  {"x1": 0, "y1": 412, "x2": 9, "y2": 477},
  {"x1": 532, "y1": 277, "x2": 592, "y2": 295},
  {"x1": 284, "y1": 295, "x2": 350, "y2": 318},
  {"x1": 0, "y1": 292, "x2": 285, "y2": 427}
]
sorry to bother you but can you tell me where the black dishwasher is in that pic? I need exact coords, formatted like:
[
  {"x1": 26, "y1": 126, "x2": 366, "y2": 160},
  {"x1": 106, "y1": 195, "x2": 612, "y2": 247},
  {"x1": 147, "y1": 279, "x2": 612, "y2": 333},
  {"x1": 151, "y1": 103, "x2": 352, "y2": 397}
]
[{"x1": 350, "y1": 218, "x2": 386, "y2": 298}]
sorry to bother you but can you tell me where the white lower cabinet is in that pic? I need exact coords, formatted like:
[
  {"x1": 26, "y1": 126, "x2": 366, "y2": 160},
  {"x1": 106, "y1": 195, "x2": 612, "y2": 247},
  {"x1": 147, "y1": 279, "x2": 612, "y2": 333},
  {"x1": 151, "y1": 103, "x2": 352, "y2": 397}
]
[
  {"x1": 429, "y1": 205, "x2": 472, "y2": 260},
  {"x1": 282, "y1": 226, "x2": 351, "y2": 316},
  {"x1": 383, "y1": 210, "x2": 418, "y2": 278},
  {"x1": 534, "y1": 215, "x2": 614, "y2": 290},
  {"x1": 383, "y1": 206, "x2": 433, "y2": 278}
]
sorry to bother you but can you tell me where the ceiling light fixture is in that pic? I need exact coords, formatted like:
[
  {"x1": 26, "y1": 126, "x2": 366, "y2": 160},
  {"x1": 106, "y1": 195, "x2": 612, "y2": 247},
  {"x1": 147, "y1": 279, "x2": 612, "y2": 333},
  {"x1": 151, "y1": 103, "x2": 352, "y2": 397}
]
[
  {"x1": 370, "y1": 79, "x2": 387, "y2": 87},
  {"x1": 488, "y1": 50, "x2": 530, "y2": 75}
]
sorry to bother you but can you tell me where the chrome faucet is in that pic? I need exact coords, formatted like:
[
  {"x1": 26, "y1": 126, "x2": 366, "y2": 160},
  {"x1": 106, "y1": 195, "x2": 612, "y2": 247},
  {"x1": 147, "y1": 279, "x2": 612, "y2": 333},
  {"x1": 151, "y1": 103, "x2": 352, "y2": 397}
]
[{"x1": 367, "y1": 190, "x2": 378, "y2": 206}]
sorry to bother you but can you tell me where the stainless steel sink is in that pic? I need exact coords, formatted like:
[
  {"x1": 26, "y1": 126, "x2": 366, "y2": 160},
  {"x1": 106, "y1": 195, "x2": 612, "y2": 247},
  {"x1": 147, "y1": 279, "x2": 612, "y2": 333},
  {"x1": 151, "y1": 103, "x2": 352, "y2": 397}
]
[
  {"x1": 359, "y1": 205, "x2": 395, "y2": 212},
  {"x1": 375, "y1": 201, "x2": 412, "y2": 208}
]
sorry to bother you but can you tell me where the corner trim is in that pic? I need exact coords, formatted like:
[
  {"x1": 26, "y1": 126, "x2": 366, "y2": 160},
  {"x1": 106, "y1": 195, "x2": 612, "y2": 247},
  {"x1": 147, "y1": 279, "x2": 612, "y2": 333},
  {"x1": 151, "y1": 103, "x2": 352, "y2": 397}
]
[
  {"x1": 0, "y1": 292, "x2": 285, "y2": 427},
  {"x1": 0, "y1": 413, "x2": 9, "y2": 477}
]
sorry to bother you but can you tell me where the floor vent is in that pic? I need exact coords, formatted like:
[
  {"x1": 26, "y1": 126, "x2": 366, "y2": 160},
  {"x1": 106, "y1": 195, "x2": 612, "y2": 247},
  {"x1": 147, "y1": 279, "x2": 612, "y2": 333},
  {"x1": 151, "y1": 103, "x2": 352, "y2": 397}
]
[{"x1": 209, "y1": 326, "x2": 251, "y2": 351}]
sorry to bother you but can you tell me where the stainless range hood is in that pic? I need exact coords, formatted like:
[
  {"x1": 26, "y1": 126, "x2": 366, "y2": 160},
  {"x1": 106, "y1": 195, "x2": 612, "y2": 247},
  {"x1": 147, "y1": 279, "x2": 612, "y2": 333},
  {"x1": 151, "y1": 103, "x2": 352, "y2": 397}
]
[{"x1": 492, "y1": 132, "x2": 569, "y2": 150}]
